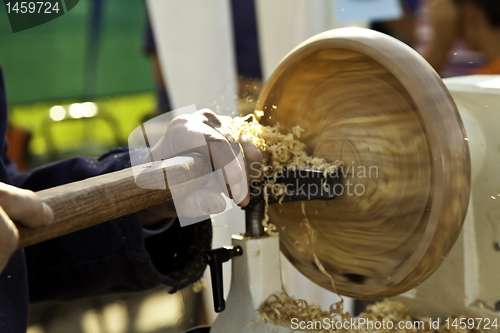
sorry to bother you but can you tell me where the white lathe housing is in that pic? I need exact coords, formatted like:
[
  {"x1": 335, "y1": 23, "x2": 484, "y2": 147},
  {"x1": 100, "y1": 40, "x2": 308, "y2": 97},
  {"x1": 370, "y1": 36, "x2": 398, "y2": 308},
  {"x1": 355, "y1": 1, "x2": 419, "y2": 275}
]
[{"x1": 394, "y1": 75, "x2": 500, "y2": 320}]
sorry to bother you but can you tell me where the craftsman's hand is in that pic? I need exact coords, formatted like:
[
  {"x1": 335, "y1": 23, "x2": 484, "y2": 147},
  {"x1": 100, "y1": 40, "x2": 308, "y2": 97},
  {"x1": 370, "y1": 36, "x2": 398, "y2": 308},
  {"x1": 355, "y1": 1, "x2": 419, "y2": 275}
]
[
  {"x1": 424, "y1": 0, "x2": 460, "y2": 72},
  {"x1": 0, "y1": 183, "x2": 53, "y2": 274},
  {"x1": 139, "y1": 109, "x2": 266, "y2": 226}
]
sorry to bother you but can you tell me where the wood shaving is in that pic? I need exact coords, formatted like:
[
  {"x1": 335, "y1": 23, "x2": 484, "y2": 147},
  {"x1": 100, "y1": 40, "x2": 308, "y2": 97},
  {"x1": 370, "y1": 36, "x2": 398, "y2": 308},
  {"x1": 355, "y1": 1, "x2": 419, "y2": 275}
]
[
  {"x1": 191, "y1": 278, "x2": 206, "y2": 293},
  {"x1": 300, "y1": 201, "x2": 337, "y2": 293},
  {"x1": 224, "y1": 112, "x2": 342, "y2": 235},
  {"x1": 227, "y1": 113, "x2": 340, "y2": 171}
]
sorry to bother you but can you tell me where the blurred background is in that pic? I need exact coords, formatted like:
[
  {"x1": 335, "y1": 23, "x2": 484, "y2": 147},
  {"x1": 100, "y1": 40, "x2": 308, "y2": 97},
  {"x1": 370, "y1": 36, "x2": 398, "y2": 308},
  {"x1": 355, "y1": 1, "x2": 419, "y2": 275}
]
[
  {"x1": 1, "y1": 0, "x2": 497, "y2": 332},
  {"x1": 0, "y1": 0, "x2": 154, "y2": 168}
]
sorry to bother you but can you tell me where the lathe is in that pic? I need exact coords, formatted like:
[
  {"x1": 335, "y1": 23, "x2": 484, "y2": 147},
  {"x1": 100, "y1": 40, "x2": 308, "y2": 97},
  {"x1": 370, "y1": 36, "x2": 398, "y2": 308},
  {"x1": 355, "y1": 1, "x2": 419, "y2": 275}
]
[
  {"x1": 17, "y1": 28, "x2": 499, "y2": 332},
  {"x1": 187, "y1": 28, "x2": 500, "y2": 332}
]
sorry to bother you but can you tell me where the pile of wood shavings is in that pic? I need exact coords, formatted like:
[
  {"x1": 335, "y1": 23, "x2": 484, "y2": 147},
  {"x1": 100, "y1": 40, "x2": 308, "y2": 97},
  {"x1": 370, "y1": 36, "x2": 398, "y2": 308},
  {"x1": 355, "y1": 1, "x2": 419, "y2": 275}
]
[
  {"x1": 224, "y1": 111, "x2": 342, "y2": 235},
  {"x1": 257, "y1": 295, "x2": 486, "y2": 333},
  {"x1": 255, "y1": 291, "x2": 347, "y2": 329},
  {"x1": 191, "y1": 278, "x2": 206, "y2": 293},
  {"x1": 227, "y1": 111, "x2": 340, "y2": 171}
]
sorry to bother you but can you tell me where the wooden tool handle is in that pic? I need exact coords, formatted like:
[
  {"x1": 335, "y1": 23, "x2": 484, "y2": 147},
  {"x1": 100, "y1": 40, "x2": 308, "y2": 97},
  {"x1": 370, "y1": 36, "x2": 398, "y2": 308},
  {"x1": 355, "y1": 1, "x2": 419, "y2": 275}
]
[{"x1": 17, "y1": 153, "x2": 212, "y2": 248}]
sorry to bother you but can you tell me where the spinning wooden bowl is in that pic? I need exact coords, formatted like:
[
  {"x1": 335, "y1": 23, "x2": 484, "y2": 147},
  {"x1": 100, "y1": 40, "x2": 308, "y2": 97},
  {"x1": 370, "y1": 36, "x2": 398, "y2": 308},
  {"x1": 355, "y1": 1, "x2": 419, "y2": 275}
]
[{"x1": 256, "y1": 28, "x2": 471, "y2": 299}]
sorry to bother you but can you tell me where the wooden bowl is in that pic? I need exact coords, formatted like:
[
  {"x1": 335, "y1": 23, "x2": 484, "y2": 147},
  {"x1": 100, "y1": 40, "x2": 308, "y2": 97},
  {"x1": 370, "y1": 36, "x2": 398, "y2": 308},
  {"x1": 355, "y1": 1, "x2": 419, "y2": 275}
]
[{"x1": 256, "y1": 28, "x2": 471, "y2": 298}]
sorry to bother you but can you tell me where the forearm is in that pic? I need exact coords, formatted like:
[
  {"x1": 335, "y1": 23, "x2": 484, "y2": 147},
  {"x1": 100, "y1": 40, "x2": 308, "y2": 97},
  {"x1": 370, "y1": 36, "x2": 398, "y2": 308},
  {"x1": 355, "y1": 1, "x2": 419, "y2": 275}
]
[
  {"x1": 422, "y1": 0, "x2": 459, "y2": 74},
  {"x1": 423, "y1": 39, "x2": 453, "y2": 73}
]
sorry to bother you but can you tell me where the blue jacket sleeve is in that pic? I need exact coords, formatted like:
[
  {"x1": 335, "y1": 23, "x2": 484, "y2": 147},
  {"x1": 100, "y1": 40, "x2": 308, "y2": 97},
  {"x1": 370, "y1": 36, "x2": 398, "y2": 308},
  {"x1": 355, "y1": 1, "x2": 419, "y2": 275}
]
[{"x1": 11, "y1": 148, "x2": 212, "y2": 303}]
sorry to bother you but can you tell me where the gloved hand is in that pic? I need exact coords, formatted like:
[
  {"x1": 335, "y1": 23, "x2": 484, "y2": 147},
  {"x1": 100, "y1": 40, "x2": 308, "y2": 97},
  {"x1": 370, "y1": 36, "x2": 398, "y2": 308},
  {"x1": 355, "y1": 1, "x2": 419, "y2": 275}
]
[{"x1": 139, "y1": 109, "x2": 266, "y2": 227}]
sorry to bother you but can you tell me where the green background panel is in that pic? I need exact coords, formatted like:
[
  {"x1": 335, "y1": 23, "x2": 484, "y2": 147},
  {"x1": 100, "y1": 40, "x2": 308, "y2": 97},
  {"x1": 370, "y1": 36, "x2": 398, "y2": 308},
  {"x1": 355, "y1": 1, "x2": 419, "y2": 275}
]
[{"x1": 0, "y1": 0, "x2": 153, "y2": 105}]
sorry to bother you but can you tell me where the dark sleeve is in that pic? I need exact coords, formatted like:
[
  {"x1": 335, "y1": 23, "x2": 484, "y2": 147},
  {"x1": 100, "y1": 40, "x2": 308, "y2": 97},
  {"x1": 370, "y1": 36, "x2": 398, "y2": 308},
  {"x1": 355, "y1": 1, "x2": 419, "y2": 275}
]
[
  {"x1": 11, "y1": 149, "x2": 211, "y2": 303},
  {"x1": 230, "y1": 0, "x2": 262, "y2": 78}
]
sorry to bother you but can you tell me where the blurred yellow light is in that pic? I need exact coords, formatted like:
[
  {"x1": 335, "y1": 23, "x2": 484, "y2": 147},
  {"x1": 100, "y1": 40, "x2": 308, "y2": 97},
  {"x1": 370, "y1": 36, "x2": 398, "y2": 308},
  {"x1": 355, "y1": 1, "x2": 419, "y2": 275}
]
[
  {"x1": 102, "y1": 302, "x2": 128, "y2": 333},
  {"x1": 81, "y1": 309, "x2": 101, "y2": 333},
  {"x1": 69, "y1": 103, "x2": 85, "y2": 119},
  {"x1": 134, "y1": 291, "x2": 183, "y2": 332},
  {"x1": 83, "y1": 102, "x2": 98, "y2": 117},
  {"x1": 27, "y1": 325, "x2": 44, "y2": 333},
  {"x1": 49, "y1": 106, "x2": 65, "y2": 121}
]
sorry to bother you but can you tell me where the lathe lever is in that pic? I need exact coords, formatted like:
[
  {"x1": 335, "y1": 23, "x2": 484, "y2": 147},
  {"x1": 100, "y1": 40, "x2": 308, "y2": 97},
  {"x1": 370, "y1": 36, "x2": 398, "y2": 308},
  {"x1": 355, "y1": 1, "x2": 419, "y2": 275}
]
[{"x1": 204, "y1": 245, "x2": 243, "y2": 313}]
